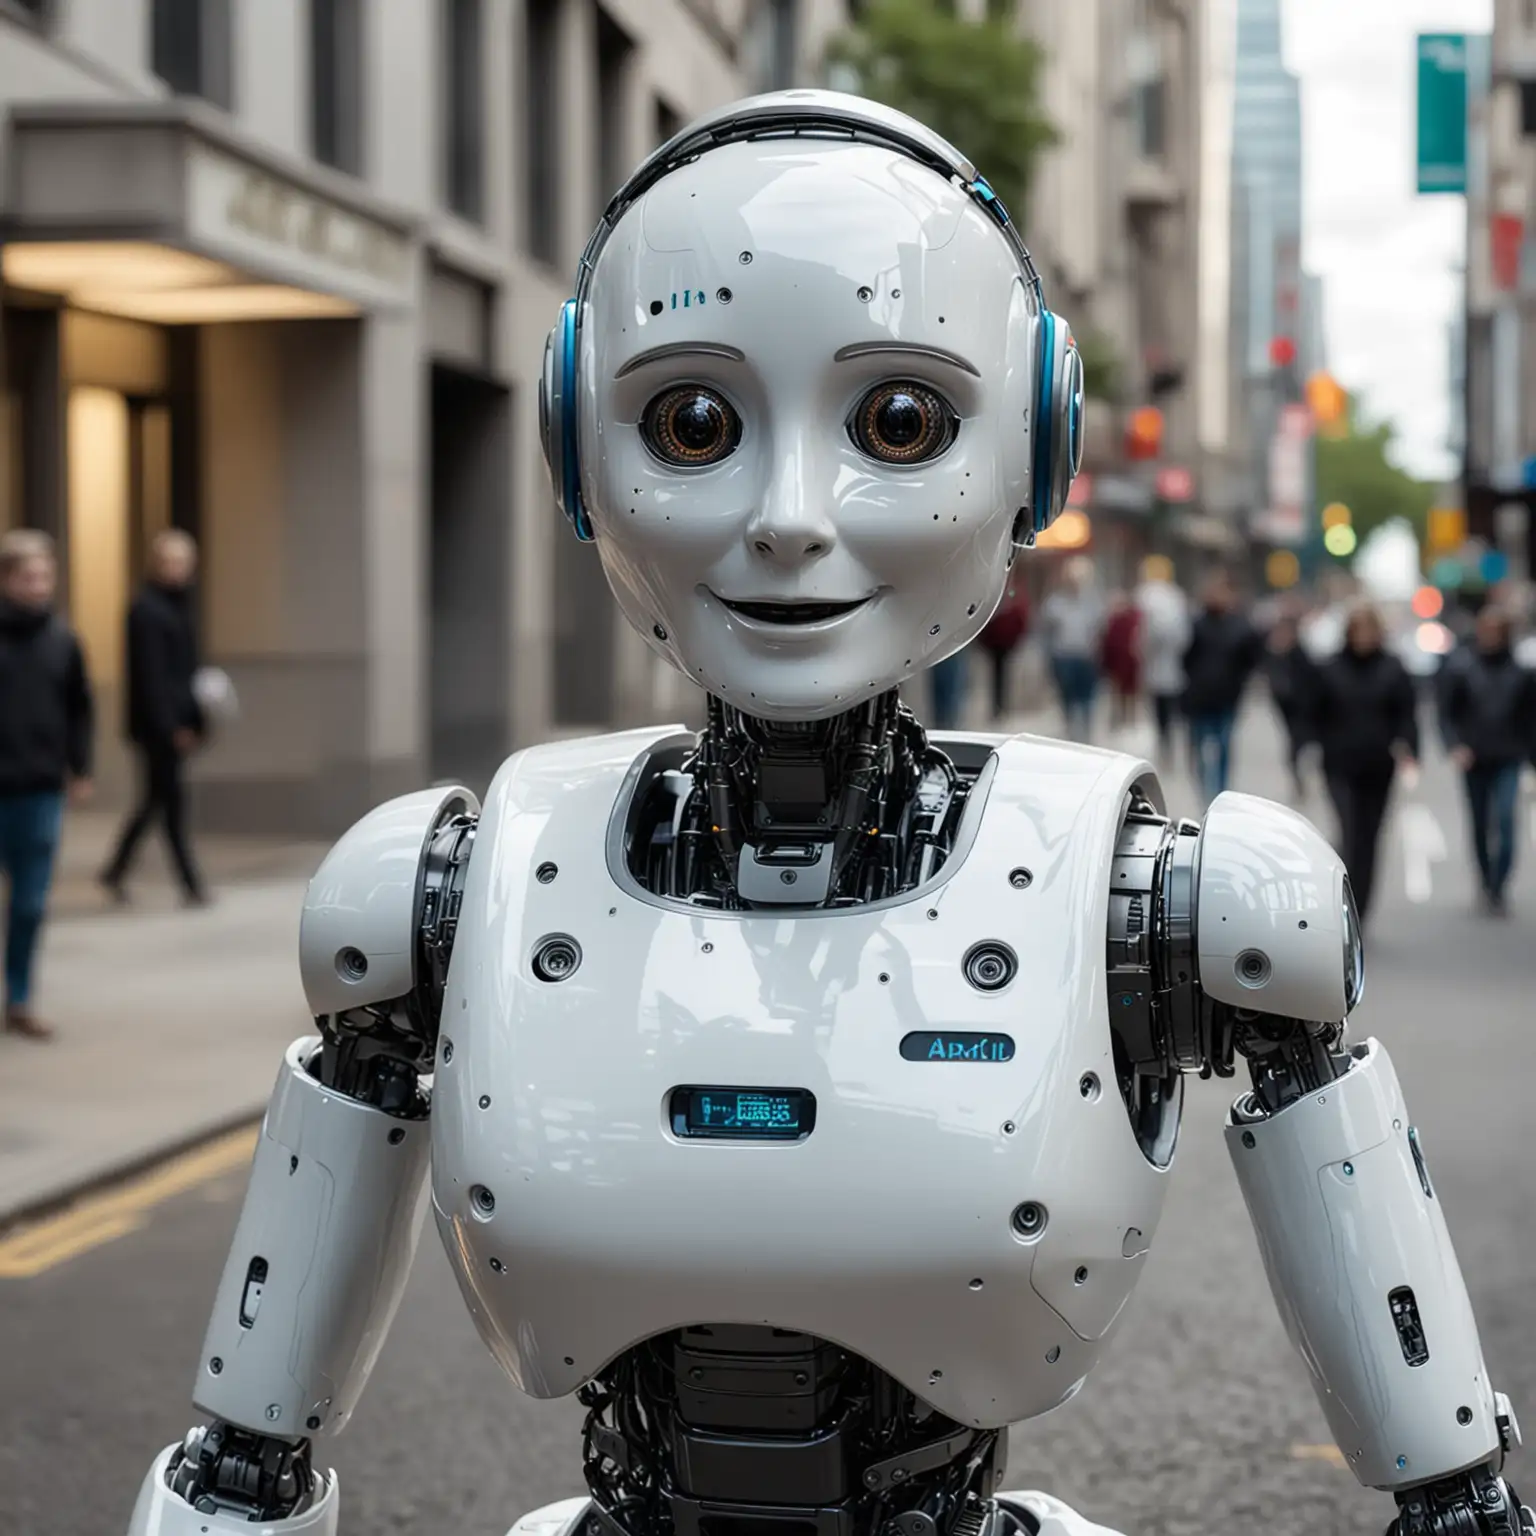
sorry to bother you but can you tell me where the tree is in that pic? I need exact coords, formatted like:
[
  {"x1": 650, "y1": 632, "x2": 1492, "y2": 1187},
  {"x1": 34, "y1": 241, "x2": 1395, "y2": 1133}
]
[
  {"x1": 1313, "y1": 397, "x2": 1436, "y2": 547},
  {"x1": 825, "y1": 0, "x2": 1058, "y2": 225},
  {"x1": 1074, "y1": 328, "x2": 1122, "y2": 405}
]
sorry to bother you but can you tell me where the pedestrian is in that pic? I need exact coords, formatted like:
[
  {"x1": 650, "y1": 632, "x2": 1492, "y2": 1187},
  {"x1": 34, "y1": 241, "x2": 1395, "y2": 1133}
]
[
  {"x1": 1181, "y1": 569, "x2": 1264, "y2": 802},
  {"x1": 1438, "y1": 603, "x2": 1536, "y2": 916},
  {"x1": 1262, "y1": 602, "x2": 1314, "y2": 801},
  {"x1": 100, "y1": 529, "x2": 208, "y2": 905},
  {"x1": 928, "y1": 648, "x2": 969, "y2": 730},
  {"x1": 1134, "y1": 556, "x2": 1190, "y2": 765},
  {"x1": 1040, "y1": 556, "x2": 1105, "y2": 742},
  {"x1": 1300, "y1": 601, "x2": 1418, "y2": 924},
  {"x1": 1100, "y1": 590, "x2": 1141, "y2": 730},
  {"x1": 0, "y1": 529, "x2": 94, "y2": 1040},
  {"x1": 974, "y1": 573, "x2": 1031, "y2": 723}
]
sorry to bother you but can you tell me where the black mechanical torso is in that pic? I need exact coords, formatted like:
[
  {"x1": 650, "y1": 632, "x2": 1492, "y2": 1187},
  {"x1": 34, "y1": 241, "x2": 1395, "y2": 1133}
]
[{"x1": 626, "y1": 693, "x2": 973, "y2": 909}]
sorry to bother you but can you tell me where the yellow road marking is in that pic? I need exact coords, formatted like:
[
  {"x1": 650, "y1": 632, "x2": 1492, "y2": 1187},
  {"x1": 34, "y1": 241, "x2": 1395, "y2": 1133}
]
[
  {"x1": 0, "y1": 1125, "x2": 258, "y2": 1278},
  {"x1": 1291, "y1": 1443, "x2": 1348, "y2": 1469}
]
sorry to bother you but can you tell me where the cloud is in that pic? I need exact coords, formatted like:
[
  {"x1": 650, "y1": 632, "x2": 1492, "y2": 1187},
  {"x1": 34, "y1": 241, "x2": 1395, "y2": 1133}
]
[{"x1": 1282, "y1": 0, "x2": 1491, "y2": 480}]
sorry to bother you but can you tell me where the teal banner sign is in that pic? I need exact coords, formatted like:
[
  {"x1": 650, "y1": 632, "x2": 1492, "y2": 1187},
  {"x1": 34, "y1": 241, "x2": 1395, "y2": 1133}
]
[{"x1": 1417, "y1": 33, "x2": 1469, "y2": 194}]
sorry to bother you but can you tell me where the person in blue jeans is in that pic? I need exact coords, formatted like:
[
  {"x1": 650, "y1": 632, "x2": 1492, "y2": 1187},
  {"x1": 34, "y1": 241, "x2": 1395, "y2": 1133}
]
[
  {"x1": 928, "y1": 648, "x2": 970, "y2": 730},
  {"x1": 1440, "y1": 604, "x2": 1536, "y2": 916},
  {"x1": 1180, "y1": 570, "x2": 1264, "y2": 804},
  {"x1": 0, "y1": 530, "x2": 94, "y2": 1039},
  {"x1": 1040, "y1": 557, "x2": 1105, "y2": 742}
]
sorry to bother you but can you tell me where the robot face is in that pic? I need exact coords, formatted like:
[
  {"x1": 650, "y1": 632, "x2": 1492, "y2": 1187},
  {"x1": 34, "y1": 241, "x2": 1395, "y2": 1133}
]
[{"x1": 580, "y1": 140, "x2": 1041, "y2": 721}]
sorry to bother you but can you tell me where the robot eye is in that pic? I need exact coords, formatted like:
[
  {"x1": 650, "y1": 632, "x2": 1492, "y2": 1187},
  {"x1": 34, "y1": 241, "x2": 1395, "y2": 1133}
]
[
  {"x1": 848, "y1": 381, "x2": 958, "y2": 465},
  {"x1": 640, "y1": 385, "x2": 742, "y2": 468}
]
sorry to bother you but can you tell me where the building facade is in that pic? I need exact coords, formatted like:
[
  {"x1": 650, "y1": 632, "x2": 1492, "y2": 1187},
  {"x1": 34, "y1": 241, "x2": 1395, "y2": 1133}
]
[
  {"x1": 0, "y1": 0, "x2": 816, "y2": 834},
  {"x1": 1015, "y1": 0, "x2": 1222, "y2": 582},
  {"x1": 1464, "y1": 10, "x2": 1536, "y2": 577},
  {"x1": 1226, "y1": 0, "x2": 1324, "y2": 554}
]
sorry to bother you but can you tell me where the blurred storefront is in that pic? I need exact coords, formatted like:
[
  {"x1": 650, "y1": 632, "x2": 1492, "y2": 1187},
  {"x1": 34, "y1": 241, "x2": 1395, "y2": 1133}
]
[{"x1": 0, "y1": 0, "x2": 750, "y2": 835}]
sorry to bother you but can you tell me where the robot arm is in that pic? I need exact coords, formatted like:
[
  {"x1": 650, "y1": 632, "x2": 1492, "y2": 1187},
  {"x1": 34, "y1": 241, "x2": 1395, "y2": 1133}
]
[
  {"x1": 1109, "y1": 790, "x2": 1529, "y2": 1535},
  {"x1": 128, "y1": 786, "x2": 478, "y2": 1533}
]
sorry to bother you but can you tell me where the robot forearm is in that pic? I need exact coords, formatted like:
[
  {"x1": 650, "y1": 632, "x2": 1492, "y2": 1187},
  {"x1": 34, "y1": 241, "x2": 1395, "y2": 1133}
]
[
  {"x1": 130, "y1": 1038, "x2": 432, "y2": 1530},
  {"x1": 1226, "y1": 1038, "x2": 1527, "y2": 1529}
]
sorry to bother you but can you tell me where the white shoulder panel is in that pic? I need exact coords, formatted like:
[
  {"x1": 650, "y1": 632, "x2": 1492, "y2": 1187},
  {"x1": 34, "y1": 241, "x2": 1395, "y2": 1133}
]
[
  {"x1": 299, "y1": 784, "x2": 478, "y2": 1017},
  {"x1": 1196, "y1": 792, "x2": 1357, "y2": 1022}
]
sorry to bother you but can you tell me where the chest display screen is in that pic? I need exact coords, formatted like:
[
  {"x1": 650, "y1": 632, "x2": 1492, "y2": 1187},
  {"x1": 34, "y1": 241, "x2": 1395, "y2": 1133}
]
[{"x1": 670, "y1": 1087, "x2": 816, "y2": 1142}]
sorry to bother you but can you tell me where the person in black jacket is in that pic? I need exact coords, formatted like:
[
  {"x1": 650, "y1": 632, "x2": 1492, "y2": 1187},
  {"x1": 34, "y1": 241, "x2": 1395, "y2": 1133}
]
[
  {"x1": 100, "y1": 530, "x2": 207, "y2": 904},
  {"x1": 1261, "y1": 601, "x2": 1315, "y2": 801},
  {"x1": 0, "y1": 529, "x2": 94, "y2": 1039},
  {"x1": 1300, "y1": 602, "x2": 1419, "y2": 923},
  {"x1": 1181, "y1": 570, "x2": 1265, "y2": 803},
  {"x1": 1439, "y1": 604, "x2": 1536, "y2": 915}
]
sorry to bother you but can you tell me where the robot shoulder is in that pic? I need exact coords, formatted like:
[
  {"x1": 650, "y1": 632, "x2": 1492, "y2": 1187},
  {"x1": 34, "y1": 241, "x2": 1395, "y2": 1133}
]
[
  {"x1": 1194, "y1": 791, "x2": 1363, "y2": 1024},
  {"x1": 298, "y1": 784, "x2": 479, "y2": 1018}
]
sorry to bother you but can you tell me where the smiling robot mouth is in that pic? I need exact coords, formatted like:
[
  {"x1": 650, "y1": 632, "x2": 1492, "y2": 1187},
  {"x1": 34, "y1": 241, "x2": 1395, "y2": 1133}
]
[{"x1": 718, "y1": 597, "x2": 870, "y2": 625}]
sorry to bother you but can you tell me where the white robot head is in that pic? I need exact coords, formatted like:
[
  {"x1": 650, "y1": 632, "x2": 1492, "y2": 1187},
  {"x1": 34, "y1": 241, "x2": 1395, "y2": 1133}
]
[{"x1": 541, "y1": 90, "x2": 1084, "y2": 721}]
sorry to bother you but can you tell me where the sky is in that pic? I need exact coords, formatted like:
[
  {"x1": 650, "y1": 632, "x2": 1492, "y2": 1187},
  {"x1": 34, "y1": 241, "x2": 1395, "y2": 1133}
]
[{"x1": 1282, "y1": 0, "x2": 1492, "y2": 485}]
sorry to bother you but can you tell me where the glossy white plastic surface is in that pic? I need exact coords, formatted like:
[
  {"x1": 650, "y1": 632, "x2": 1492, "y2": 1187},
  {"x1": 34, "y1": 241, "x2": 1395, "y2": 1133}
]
[
  {"x1": 576, "y1": 131, "x2": 1045, "y2": 721},
  {"x1": 431, "y1": 725, "x2": 1171, "y2": 1429},
  {"x1": 127, "y1": 1446, "x2": 338, "y2": 1535},
  {"x1": 999, "y1": 1491, "x2": 1131, "y2": 1535},
  {"x1": 503, "y1": 1493, "x2": 1128, "y2": 1536},
  {"x1": 1226, "y1": 1040, "x2": 1500, "y2": 1489},
  {"x1": 299, "y1": 784, "x2": 477, "y2": 1016},
  {"x1": 195, "y1": 1039, "x2": 432, "y2": 1438},
  {"x1": 1196, "y1": 791, "x2": 1354, "y2": 1021}
]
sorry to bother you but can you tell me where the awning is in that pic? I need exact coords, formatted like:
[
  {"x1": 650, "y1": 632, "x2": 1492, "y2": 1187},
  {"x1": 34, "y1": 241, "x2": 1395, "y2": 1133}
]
[{"x1": 2, "y1": 101, "x2": 420, "y2": 322}]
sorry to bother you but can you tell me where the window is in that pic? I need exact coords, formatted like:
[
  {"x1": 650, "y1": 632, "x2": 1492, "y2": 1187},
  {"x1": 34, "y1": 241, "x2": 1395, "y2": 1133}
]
[
  {"x1": 311, "y1": 0, "x2": 364, "y2": 174},
  {"x1": 655, "y1": 97, "x2": 682, "y2": 149},
  {"x1": 596, "y1": 7, "x2": 634, "y2": 211},
  {"x1": 1136, "y1": 77, "x2": 1166, "y2": 159},
  {"x1": 444, "y1": 0, "x2": 484, "y2": 221},
  {"x1": 524, "y1": 0, "x2": 561, "y2": 265},
  {"x1": 151, "y1": 0, "x2": 232, "y2": 108}
]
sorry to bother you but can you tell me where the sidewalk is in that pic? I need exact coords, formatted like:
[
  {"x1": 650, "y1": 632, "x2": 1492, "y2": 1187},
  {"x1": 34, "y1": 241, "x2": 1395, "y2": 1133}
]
[
  {"x1": 49, "y1": 809, "x2": 326, "y2": 920},
  {"x1": 0, "y1": 816, "x2": 326, "y2": 1227}
]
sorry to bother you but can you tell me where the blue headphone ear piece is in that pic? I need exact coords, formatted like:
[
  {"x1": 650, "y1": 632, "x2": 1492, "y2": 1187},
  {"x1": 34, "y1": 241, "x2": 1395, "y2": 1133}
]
[
  {"x1": 1030, "y1": 311, "x2": 1058, "y2": 537},
  {"x1": 542, "y1": 299, "x2": 594, "y2": 543},
  {"x1": 1030, "y1": 314, "x2": 1083, "y2": 536}
]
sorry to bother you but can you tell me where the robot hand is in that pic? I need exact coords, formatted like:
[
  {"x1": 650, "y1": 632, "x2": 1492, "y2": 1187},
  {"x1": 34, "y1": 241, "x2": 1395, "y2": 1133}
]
[{"x1": 1387, "y1": 1461, "x2": 1533, "y2": 1536}]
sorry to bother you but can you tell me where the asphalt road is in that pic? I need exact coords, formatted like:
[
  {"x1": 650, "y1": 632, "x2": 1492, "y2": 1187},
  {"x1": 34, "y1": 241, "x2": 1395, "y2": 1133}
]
[{"x1": 3, "y1": 707, "x2": 1533, "y2": 1536}]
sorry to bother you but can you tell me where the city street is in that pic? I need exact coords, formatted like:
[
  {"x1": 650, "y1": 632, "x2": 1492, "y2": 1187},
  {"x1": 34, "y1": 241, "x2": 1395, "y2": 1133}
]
[{"x1": 1, "y1": 707, "x2": 1532, "y2": 1536}]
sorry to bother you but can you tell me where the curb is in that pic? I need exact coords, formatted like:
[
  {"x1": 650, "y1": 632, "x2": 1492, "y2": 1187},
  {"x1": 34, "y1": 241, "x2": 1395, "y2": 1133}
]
[{"x1": 0, "y1": 1104, "x2": 266, "y2": 1235}]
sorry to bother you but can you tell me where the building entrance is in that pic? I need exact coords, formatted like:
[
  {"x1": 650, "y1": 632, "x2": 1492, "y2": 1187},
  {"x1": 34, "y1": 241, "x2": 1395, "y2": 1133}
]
[{"x1": 429, "y1": 363, "x2": 511, "y2": 792}]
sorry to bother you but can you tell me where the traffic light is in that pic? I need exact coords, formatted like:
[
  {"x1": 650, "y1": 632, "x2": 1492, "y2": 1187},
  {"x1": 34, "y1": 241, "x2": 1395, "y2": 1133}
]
[
  {"x1": 1126, "y1": 406, "x2": 1164, "y2": 461},
  {"x1": 1321, "y1": 502, "x2": 1352, "y2": 529},
  {"x1": 1305, "y1": 372, "x2": 1348, "y2": 436},
  {"x1": 1265, "y1": 550, "x2": 1301, "y2": 589},
  {"x1": 1324, "y1": 524, "x2": 1358, "y2": 557},
  {"x1": 1427, "y1": 506, "x2": 1466, "y2": 553}
]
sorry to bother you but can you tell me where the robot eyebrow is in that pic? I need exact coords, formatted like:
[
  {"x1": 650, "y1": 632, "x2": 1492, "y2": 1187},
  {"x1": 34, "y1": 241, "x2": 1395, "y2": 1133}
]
[
  {"x1": 614, "y1": 342, "x2": 746, "y2": 378},
  {"x1": 832, "y1": 342, "x2": 980, "y2": 377}
]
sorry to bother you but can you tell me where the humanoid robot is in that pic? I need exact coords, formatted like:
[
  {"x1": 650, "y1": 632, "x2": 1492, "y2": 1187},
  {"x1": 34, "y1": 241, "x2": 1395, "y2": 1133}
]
[{"x1": 128, "y1": 92, "x2": 1529, "y2": 1536}]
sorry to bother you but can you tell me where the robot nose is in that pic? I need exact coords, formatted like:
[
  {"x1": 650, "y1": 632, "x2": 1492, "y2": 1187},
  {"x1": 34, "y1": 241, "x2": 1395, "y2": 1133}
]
[
  {"x1": 749, "y1": 528, "x2": 833, "y2": 563},
  {"x1": 745, "y1": 438, "x2": 838, "y2": 569}
]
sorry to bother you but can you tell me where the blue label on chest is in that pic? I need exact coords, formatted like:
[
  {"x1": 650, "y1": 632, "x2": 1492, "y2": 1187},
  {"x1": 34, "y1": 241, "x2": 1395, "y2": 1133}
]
[{"x1": 900, "y1": 1032, "x2": 1016, "y2": 1063}]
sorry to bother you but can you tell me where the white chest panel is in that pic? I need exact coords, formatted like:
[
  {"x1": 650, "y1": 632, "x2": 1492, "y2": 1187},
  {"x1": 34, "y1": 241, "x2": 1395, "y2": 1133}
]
[{"x1": 430, "y1": 726, "x2": 1173, "y2": 1430}]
